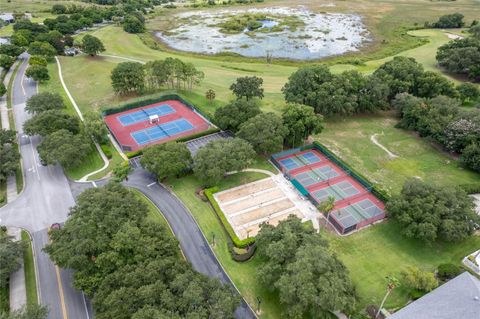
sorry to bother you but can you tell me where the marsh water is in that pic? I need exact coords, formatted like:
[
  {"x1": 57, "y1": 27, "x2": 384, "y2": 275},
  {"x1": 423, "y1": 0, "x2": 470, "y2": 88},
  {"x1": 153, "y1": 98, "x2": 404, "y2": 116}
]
[{"x1": 156, "y1": 7, "x2": 370, "y2": 60}]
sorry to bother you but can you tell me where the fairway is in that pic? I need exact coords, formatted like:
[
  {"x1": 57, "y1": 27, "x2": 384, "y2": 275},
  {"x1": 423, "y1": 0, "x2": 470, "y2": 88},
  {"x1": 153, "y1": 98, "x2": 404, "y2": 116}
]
[{"x1": 315, "y1": 114, "x2": 480, "y2": 194}]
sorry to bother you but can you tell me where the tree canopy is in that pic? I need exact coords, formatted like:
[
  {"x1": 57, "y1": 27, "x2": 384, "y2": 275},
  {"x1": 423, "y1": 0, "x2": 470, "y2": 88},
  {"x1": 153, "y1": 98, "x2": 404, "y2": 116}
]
[
  {"x1": 193, "y1": 138, "x2": 255, "y2": 186},
  {"x1": 0, "y1": 228, "x2": 26, "y2": 288},
  {"x1": 111, "y1": 62, "x2": 145, "y2": 95},
  {"x1": 214, "y1": 99, "x2": 261, "y2": 132},
  {"x1": 230, "y1": 76, "x2": 264, "y2": 100},
  {"x1": 84, "y1": 112, "x2": 109, "y2": 144},
  {"x1": 386, "y1": 179, "x2": 479, "y2": 242},
  {"x1": 37, "y1": 129, "x2": 91, "y2": 168},
  {"x1": 27, "y1": 41, "x2": 56, "y2": 61},
  {"x1": 26, "y1": 92, "x2": 65, "y2": 114},
  {"x1": 436, "y1": 37, "x2": 480, "y2": 82},
  {"x1": 1, "y1": 304, "x2": 48, "y2": 319},
  {"x1": 237, "y1": 112, "x2": 288, "y2": 155},
  {"x1": 282, "y1": 103, "x2": 324, "y2": 147},
  {"x1": 25, "y1": 65, "x2": 49, "y2": 83},
  {"x1": 23, "y1": 110, "x2": 80, "y2": 136},
  {"x1": 0, "y1": 129, "x2": 20, "y2": 184},
  {"x1": 432, "y1": 13, "x2": 465, "y2": 28},
  {"x1": 45, "y1": 183, "x2": 239, "y2": 318},
  {"x1": 256, "y1": 216, "x2": 357, "y2": 318},
  {"x1": 141, "y1": 142, "x2": 193, "y2": 180},
  {"x1": 81, "y1": 35, "x2": 105, "y2": 56}
]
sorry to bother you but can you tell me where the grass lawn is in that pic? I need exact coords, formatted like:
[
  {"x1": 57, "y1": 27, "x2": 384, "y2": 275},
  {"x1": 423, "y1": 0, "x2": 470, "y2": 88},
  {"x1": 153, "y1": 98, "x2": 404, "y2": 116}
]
[
  {"x1": 87, "y1": 141, "x2": 124, "y2": 181},
  {"x1": 63, "y1": 147, "x2": 105, "y2": 181},
  {"x1": 168, "y1": 167, "x2": 285, "y2": 319},
  {"x1": 326, "y1": 221, "x2": 480, "y2": 310},
  {"x1": 315, "y1": 114, "x2": 480, "y2": 195},
  {"x1": 21, "y1": 231, "x2": 38, "y2": 306}
]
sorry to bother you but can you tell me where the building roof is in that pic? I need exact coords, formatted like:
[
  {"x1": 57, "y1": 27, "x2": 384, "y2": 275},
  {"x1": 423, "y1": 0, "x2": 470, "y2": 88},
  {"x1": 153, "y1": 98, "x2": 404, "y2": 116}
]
[
  {"x1": 389, "y1": 272, "x2": 480, "y2": 319},
  {"x1": 0, "y1": 13, "x2": 14, "y2": 21}
]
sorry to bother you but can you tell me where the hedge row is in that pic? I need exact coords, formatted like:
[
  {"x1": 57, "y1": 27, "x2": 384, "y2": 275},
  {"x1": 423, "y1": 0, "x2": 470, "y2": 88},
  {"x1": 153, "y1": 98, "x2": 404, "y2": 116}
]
[
  {"x1": 125, "y1": 127, "x2": 222, "y2": 159},
  {"x1": 460, "y1": 183, "x2": 480, "y2": 194},
  {"x1": 102, "y1": 93, "x2": 213, "y2": 123},
  {"x1": 309, "y1": 142, "x2": 391, "y2": 202},
  {"x1": 204, "y1": 187, "x2": 256, "y2": 249}
]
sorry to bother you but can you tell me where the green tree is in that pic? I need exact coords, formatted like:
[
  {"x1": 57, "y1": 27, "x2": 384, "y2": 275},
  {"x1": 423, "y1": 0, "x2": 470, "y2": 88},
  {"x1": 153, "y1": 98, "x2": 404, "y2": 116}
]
[
  {"x1": 123, "y1": 15, "x2": 145, "y2": 33},
  {"x1": 112, "y1": 162, "x2": 131, "y2": 182},
  {"x1": 386, "y1": 179, "x2": 479, "y2": 242},
  {"x1": 23, "y1": 110, "x2": 80, "y2": 136},
  {"x1": 237, "y1": 113, "x2": 288, "y2": 155},
  {"x1": 27, "y1": 41, "x2": 56, "y2": 60},
  {"x1": 401, "y1": 266, "x2": 438, "y2": 292},
  {"x1": 26, "y1": 92, "x2": 65, "y2": 114},
  {"x1": 433, "y1": 13, "x2": 465, "y2": 28},
  {"x1": 374, "y1": 56, "x2": 424, "y2": 100},
  {"x1": 0, "y1": 229, "x2": 26, "y2": 288},
  {"x1": 111, "y1": 62, "x2": 145, "y2": 95},
  {"x1": 205, "y1": 89, "x2": 216, "y2": 103},
  {"x1": 282, "y1": 103, "x2": 324, "y2": 147},
  {"x1": 25, "y1": 65, "x2": 49, "y2": 83},
  {"x1": 193, "y1": 138, "x2": 255, "y2": 186},
  {"x1": 2, "y1": 304, "x2": 48, "y2": 319},
  {"x1": 457, "y1": 82, "x2": 480, "y2": 103},
  {"x1": 214, "y1": 99, "x2": 261, "y2": 132},
  {"x1": 470, "y1": 24, "x2": 480, "y2": 39},
  {"x1": 37, "y1": 130, "x2": 91, "y2": 168},
  {"x1": 28, "y1": 55, "x2": 47, "y2": 67},
  {"x1": 230, "y1": 76, "x2": 264, "y2": 100},
  {"x1": 0, "y1": 129, "x2": 20, "y2": 183},
  {"x1": 414, "y1": 71, "x2": 457, "y2": 98},
  {"x1": 81, "y1": 34, "x2": 105, "y2": 56},
  {"x1": 0, "y1": 54, "x2": 15, "y2": 70},
  {"x1": 0, "y1": 44, "x2": 25, "y2": 58},
  {"x1": 84, "y1": 112, "x2": 109, "y2": 144},
  {"x1": 436, "y1": 38, "x2": 480, "y2": 82},
  {"x1": 461, "y1": 142, "x2": 480, "y2": 172},
  {"x1": 141, "y1": 142, "x2": 192, "y2": 180}
]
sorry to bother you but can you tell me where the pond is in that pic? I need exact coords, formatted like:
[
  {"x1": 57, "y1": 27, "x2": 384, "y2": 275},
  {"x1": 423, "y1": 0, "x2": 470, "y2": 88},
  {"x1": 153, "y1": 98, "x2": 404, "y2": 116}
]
[{"x1": 155, "y1": 7, "x2": 370, "y2": 60}]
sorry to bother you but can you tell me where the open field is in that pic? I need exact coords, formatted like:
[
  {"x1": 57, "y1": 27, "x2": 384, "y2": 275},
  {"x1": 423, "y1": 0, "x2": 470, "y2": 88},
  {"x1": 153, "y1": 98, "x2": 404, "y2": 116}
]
[
  {"x1": 326, "y1": 221, "x2": 480, "y2": 309},
  {"x1": 315, "y1": 114, "x2": 480, "y2": 194}
]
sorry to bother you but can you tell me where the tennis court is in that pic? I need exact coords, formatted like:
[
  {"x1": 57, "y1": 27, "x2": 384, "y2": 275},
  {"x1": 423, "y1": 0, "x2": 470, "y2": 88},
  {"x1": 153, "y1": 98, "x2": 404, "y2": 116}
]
[
  {"x1": 131, "y1": 119, "x2": 194, "y2": 145},
  {"x1": 329, "y1": 198, "x2": 385, "y2": 233},
  {"x1": 117, "y1": 104, "x2": 175, "y2": 126},
  {"x1": 294, "y1": 165, "x2": 340, "y2": 187},
  {"x1": 277, "y1": 150, "x2": 322, "y2": 171},
  {"x1": 311, "y1": 180, "x2": 360, "y2": 202},
  {"x1": 104, "y1": 99, "x2": 212, "y2": 152}
]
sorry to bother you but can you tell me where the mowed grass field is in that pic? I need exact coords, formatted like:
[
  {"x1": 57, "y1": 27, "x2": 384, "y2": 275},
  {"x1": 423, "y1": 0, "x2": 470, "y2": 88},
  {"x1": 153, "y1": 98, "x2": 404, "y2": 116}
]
[{"x1": 316, "y1": 114, "x2": 480, "y2": 194}]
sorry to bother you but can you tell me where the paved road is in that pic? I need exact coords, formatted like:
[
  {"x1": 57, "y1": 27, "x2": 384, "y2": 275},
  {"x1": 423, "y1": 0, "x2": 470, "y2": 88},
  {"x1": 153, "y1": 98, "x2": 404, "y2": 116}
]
[
  {"x1": 0, "y1": 54, "x2": 92, "y2": 319},
  {"x1": 123, "y1": 168, "x2": 257, "y2": 319}
]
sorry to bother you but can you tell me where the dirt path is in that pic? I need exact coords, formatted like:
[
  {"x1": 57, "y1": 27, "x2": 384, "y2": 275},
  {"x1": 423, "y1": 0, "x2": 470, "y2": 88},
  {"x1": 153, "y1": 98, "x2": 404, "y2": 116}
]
[{"x1": 370, "y1": 133, "x2": 398, "y2": 159}]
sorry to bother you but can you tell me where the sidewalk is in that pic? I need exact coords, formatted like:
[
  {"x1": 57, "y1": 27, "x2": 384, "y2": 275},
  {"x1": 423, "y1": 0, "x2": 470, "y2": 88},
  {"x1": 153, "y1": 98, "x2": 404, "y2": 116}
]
[
  {"x1": 7, "y1": 227, "x2": 27, "y2": 311},
  {"x1": 1, "y1": 61, "x2": 19, "y2": 203}
]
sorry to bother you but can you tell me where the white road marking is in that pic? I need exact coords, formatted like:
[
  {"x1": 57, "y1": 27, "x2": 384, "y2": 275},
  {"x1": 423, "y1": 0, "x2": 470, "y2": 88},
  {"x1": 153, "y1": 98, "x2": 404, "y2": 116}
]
[
  {"x1": 20, "y1": 71, "x2": 26, "y2": 96},
  {"x1": 82, "y1": 293, "x2": 90, "y2": 319},
  {"x1": 29, "y1": 137, "x2": 40, "y2": 181},
  {"x1": 147, "y1": 182, "x2": 156, "y2": 187},
  {"x1": 92, "y1": 181, "x2": 97, "y2": 188}
]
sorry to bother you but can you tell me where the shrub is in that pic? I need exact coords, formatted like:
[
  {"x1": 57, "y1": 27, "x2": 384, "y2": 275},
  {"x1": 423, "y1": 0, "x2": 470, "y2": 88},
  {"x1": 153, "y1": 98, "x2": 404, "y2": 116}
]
[
  {"x1": 437, "y1": 263, "x2": 462, "y2": 280},
  {"x1": 101, "y1": 144, "x2": 112, "y2": 159}
]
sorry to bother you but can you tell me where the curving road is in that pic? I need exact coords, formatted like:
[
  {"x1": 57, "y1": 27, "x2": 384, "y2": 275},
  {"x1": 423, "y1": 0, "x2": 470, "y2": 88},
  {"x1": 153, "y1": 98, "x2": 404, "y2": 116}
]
[
  {"x1": 0, "y1": 54, "x2": 92, "y2": 319},
  {"x1": 122, "y1": 168, "x2": 257, "y2": 319}
]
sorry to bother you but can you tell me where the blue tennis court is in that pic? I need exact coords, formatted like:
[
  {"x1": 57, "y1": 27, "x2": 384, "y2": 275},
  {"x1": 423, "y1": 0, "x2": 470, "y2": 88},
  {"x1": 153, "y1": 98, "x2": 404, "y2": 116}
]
[
  {"x1": 279, "y1": 157, "x2": 301, "y2": 170},
  {"x1": 118, "y1": 104, "x2": 175, "y2": 126},
  {"x1": 131, "y1": 118, "x2": 194, "y2": 145},
  {"x1": 301, "y1": 151, "x2": 321, "y2": 164}
]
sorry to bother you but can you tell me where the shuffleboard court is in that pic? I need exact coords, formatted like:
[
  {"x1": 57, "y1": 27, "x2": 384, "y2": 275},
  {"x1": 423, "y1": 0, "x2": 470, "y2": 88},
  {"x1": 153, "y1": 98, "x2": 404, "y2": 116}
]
[
  {"x1": 118, "y1": 104, "x2": 175, "y2": 126},
  {"x1": 131, "y1": 118, "x2": 194, "y2": 145}
]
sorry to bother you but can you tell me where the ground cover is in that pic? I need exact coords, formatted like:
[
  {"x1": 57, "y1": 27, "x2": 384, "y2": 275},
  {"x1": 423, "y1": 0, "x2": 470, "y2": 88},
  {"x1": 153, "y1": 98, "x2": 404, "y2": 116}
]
[
  {"x1": 21, "y1": 230, "x2": 37, "y2": 306},
  {"x1": 325, "y1": 221, "x2": 480, "y2": 310},
  {"x1": 168, "y1": 169, "x2": 285, "y2": 319},
  {"x1": 315, "y1": 114, "x2": 480, "y2": 195}
]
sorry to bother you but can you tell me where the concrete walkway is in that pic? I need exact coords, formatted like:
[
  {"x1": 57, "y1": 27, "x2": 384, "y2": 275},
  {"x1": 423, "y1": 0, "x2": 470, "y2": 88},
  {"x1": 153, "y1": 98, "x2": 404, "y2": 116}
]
[
  {"x1": 7, "y1": 227, "x2": 27, "y2": 311},
  {"x1": 54, "y1": 56, "x2": 110, "y2": 181},
  {"x1": 1, "y1": 61, "x2": 20, "y2": 203}
]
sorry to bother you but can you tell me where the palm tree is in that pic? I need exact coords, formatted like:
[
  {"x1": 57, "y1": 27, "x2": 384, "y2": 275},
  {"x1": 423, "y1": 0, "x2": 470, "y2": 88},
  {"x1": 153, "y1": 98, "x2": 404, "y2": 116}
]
[
  {"x1": 376, "y1": 276, "x2": 400, "y2": 318},
  {"x1": 205, "y1": 89, "x2": 216, "y2": 104},
  {"x1": 318, "y1": 195, "x2": 335, "y2": 222}
]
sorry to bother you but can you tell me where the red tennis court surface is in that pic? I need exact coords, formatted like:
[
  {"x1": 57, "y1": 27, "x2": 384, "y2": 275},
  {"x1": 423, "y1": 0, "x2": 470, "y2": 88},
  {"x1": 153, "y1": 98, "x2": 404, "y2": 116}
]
[
  {"x1": 104, "y1": 100, "x2": 211, "y2": 152},
  {"x1": 272, "y1": 148, "x2": 385, "y2": 235}
]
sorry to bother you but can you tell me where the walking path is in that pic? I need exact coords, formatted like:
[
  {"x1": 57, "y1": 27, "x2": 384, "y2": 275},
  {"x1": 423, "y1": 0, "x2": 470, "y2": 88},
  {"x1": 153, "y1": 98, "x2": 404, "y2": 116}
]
[
  {"x1": 55, "y1": 56, "x2": 110, "y2": 181},
  {"x1": 370, "y1": 133, "x2": 398, "y2": 159},
  {"x1": 7, "y1": 227, "x2": 27, "y2": 311},
  {"x1": 226, "y1": 168, "x2": 278, "y2": 177},
  {"x1": 1, "y1": 61, "x2": 20, "y2": 203}
]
